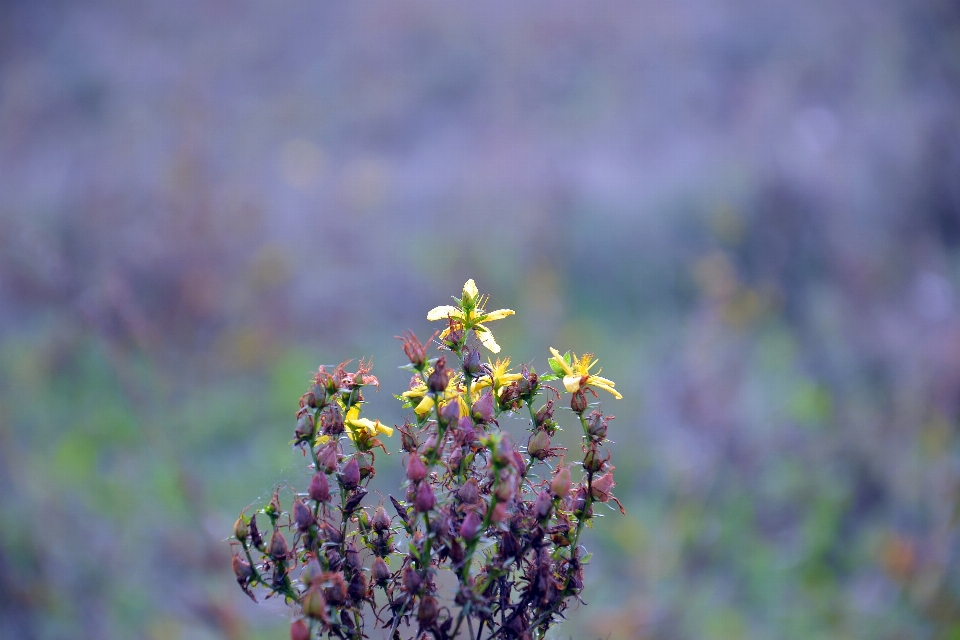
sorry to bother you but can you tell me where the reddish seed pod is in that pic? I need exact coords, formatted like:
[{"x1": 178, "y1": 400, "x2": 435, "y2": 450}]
[
  {"x1": 427, "y1": 357, "x2": 450, "y2": 393},
  {"x1": 317, "y1": 443, "x2": 339, "y2": 474},
  {"x1": 583, "y1": 446, "x2": 605, "y2": 473},
  {"x1": 301, "y1": 588, "x2": 327, "y2": 621},
  {"x1": 325, "y1": 572, "x2": 348, "y2": 605},
  {"x1": 527, "y1": 431, "x2": 551, "y2": 460},
  {"x1": 233, "y1": 515, "x2": 249, "y2": 541},
  {"x1": 339, "y1": 457, "x2": 361, "y2": 490},
  {"x1": 535, "y1": 490, "x2": 553, "y2": 521},
  {"x1": 309, "y1": 473, "x2": 330, "y2": 502},
  {"x1": 414, "y1": 481, "x2": 435, "y2": 512},
  {"x1": 457, "y1": 478, "x2": 480, "y2": 504},
  {"x1": 301, "y1": 559, "x2": 323, "y2": 587},
  {"x1": 348, "y1": 570, "x2": 367, "y2": 602},
  {"x1": 459, "y1": 510, "x2": 482, "y2": 540},
  {"x1": 551, "y1": 466, "x2": 572, "y2": 499},
  {"x1": 293, "y1": 499, "x2": 315, "y2": 532},
  {"x1": 232, "y1": 555, "x2": 253, "y2": 582},
  {"x1": 448, "y1": 538, "x2": 465, "y2": 563},
  {"x1": 457, "y1": 416, "x2": 476, "y2": 443},
  {"x1": 295, "y1": 410, "x2": 316, "y2": 441},
  {"x1": 372, "y1": 505, "x2": 391, "y2": 532},
  {"x1": 406, "y1": 454, "x2": 427, "y2": 483},
  {"x1": 439, "y1": 398, "x2": 460, "y2": 425},
  {"x1": 402, "y1": 565, "x2": 422, "y2": 594},
  {"x1": 571, "y1": 389, "x2": 588, "y2": 414},
  {"x1": 290, "y1": 618, "x2": 311, "y2": 640},
  {"x1": 472, "y1": 391, "x2": 495, "y2": 423},
  {"x1": 371, "y1": 556, "x2": 391, "y2": 586},
  {"x1": 418, "y1": 595, "x2": 440, "y2": 627},
  {"x1": 268, "y1": 529, "x2": 289, "y2": 559},
  {"x1": 591, "y1": 469, "x2": 616, "y2": 502}
]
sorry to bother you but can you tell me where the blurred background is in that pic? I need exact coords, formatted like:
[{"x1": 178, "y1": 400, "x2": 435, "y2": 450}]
[{"x1": 2, "y1": 1, "x2": 960, "y2": 638}]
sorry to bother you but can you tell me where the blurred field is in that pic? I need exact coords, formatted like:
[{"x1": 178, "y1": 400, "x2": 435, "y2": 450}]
[{"x1": 2, "y1": 1, "x2": 960, "y2": 638}]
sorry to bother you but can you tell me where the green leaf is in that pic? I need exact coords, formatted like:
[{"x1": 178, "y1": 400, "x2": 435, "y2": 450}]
[
  {"x1": 539, "y1": 374, "x2": 559, "y2": 382},
  {"x1": 548, "y1": 358, "x2": 565, "y2": 376}
]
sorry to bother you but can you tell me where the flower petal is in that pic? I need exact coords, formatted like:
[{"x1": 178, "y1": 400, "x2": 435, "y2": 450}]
[
  {"x1": 427, "y1": 305, "x2": 463, "y2": 321},
  {"x1": 476, "y1": 325, "x2": 501, "y2": 353},
  {"x1": 463, "y1": 279, "x2": 479, "y2": 301},
  {"x1": 414, "y1": 396, "x2": 435, "y2": 416},
  {"x1": 587, "y1": 378, "x2": 622, "y2": 399},
  {"x1": 563, "y1": 375, "x2": 582, "y2": 393},
  {"x1": 479, "y1": 309, "x2": 515, "y2": 322}
]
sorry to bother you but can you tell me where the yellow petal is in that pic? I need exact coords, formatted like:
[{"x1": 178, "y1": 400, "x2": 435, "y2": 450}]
[
  {"x1": 563, "y1": 375, "x2": 582, "y2": 393},
  {"x1": 415, "y1": 396, "x2": 435, "y2": 416},
  {"x1": 463, "y1": 279, "x2": 479, "y2": 301},
  {"x1": 346, "y1": 406, "x2": 360, "y2": 421},
  {"x1": 588, "y1": 374, "x2": 617, "y2": 388},
  {"x1": 401, "y1": 384, "x2": 428, "y2": 399},
  {"x1": 588, "y1": 379, "x2": 623, "y2": 399},
  {"x1": 427, "y1": 305, "x2": 464, "y2": 321},
  {"x1": 480, "y1": 309, "x2": 515, "y2": 322},
  {"x1": 314, "y1": 434, "x2": 331, "y2": 446},
  {"x1": 377, "y1": 422, "x2": 394, "y2": 437},
  {"x1": 476, "y1": 325, "x2": 501, "y2": 353},
  {"x1": 550, "y1": 348, "x2": 574, "y2": 376}
]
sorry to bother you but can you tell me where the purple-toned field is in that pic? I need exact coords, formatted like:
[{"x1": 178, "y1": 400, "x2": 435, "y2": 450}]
[{"x1": 2, "y1": 1, "x2": 959, "y2": 638}]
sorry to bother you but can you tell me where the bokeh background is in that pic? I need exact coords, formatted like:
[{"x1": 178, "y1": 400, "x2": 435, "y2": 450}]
[{"x1": 3, "y1": 1, "x2": 960, "y2": 638}]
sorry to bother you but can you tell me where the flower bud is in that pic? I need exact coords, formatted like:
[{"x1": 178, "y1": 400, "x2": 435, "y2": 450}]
[
  {"x1": 459, "y1": 510, "x2": 482, "y2": 540},
  {"x1": 457, "y1": 477, "x2": 480, "y2": 504},
  {"x1": 472, "y1": 391, "x2": 495, "y2": 423},
  {"x1": 535, "y1": 490, "x2": 553, "y2": 521},
  {"x1": 268, "y1": 529, "x2": 289, "y2": 559},
  {"x1": 302, "y1": 587, "x2": 327, "y2": 620},
  {"x1": 233, "y1": 515, "x2": 249, "y2": 541},
  {"x1": 427, "y1": 357, "x2": 450, "y2": 393},
  {"x1": 414, "y1": 481, "x2": 435, "y2": 512},
  {"x1": 535, "y1": 400, "x2": 555, "y2": 428},
  {"x1": 462, "y1": 347, "x2": 482, "y2": 376},
  {"x1": 551, "y1": 466, "x2": 571, "y2": 499},
  {"x1": 371, "y1": 556, "x2": 391, "y2": 586},
  {"x1": 372, "y1": 506, "x2": 391, "y2": 532},
  {"x1": 402, "y1": 565, "x2": 422, "y2": 594},
  {"x1": 418, "y1": 595, "x2": 440, "y2": 627},
  {"x1": 290, "y1": 618, "x2": 311, "y2": 640},
  {"x1": 317, "y1": 443, "x2": 339, "y2": 474},
  {"x1": 293, "y1": 499, "x2": 315, "y2": 532},
  {"x1": 309, "y1": 473, "x2": 331, "y2": 502},
  {"x1": 338, "y1": 457, "x2": 360, "y2": 490},
  {"x1": 527, "y1": 431, "x2": 551, "y2": 460},
  {"x1": 406, "y1": 454, "x2": 427, "y2": 483}
]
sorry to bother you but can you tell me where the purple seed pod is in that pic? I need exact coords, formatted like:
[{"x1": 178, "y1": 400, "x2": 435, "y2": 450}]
[
  {"x1": 535, "y1": 490, "x2": 553, "y2": 521},
  {"x1": 551, "y1": 466, "x2": 571, "y2": 499},
  {"x1": 293, "y1": 499, "x2": 315, "y2": 532},
  {"x1": 457, "y1": 478, "x2": 480, "y2": 504},
  {"x1": 268, "y1": 528, "x2": 289, "y2": 559},
  {"x1": 339, "y1": 457, "x2": 361, "y2": 490},
  {"x1": 472, "y1": 391, "x2": 495, "y2": 423},
  {"x1": 406, "y1": 454, "x2": 427, "y2": 483},
  {"x1": 309, "y1": 472, "x2": 331, "y2": 502},
  {"x1": 371, "y1": 556, "x2": 391, "y2": 586},
  {"x1": 414, "y1": 481, "x2": 435, "y2": 512},
  {"x1": 459, "y1": 510, "x2": 482, "y2": 540}
]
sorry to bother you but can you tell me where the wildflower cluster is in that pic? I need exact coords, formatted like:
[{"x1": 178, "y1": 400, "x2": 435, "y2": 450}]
[{"x1": 230, "y1": 280, "x2": 623, "y2": 640}]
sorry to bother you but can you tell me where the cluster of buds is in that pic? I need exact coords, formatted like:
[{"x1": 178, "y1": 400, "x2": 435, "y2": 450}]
[{"x1": 230, "y1": 280, "x2": 624, "y2": 640}]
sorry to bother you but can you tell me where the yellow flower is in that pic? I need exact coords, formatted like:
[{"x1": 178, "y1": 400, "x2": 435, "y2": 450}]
[
  {"x1": 400, "y1": 371, "x2": 467, "y2": 417},
  {"x1": 548, "y1": 347, "x2": 622, "y2": 399},
  {"x1": 345, "y1": 406, "x2": 394, "y2": 440},
  {"x1": 426, "y1": 279, "x2": 514, "y2": 353},
  {"x1": 473, "y1": 357, "x2": 522, "y2": 395}
]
